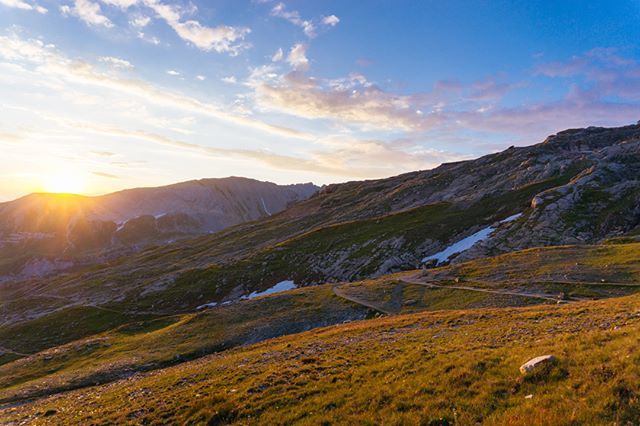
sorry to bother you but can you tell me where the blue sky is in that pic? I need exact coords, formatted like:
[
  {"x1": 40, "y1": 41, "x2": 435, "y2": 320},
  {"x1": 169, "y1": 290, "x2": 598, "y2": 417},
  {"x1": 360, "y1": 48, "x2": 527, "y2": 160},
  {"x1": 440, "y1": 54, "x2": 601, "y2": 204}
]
[{"x1": 1, "y1": 0, "x2": 640, "y2": 199}]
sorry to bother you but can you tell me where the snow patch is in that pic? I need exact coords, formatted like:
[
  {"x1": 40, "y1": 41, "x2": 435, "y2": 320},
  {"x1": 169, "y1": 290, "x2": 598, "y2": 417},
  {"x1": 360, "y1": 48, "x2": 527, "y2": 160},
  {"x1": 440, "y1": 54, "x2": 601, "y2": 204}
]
[
  {"x1": 500, "y1": 213, "x2": 522, "y2": 223},
  {"x1": 195, "y1": 280, "x2": 298, "y2": 310},
  {"x1": 260, "y1": 197, "x2": 271, "y2": 216},
  {"x1": 196, "y1": 301, "x2": 218, "y2": 310},
  {"x1": 422, "y1": 213, "x2": 522, "y2": 265},
  {"x1": 243, "y1": 280, "x2": 297, "y2": 300}
]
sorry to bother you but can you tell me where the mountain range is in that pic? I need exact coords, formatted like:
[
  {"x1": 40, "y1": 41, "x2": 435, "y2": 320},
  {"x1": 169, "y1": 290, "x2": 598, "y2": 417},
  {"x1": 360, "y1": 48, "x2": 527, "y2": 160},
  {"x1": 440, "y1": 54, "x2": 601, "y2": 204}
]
[
  {"x1": 0, "y1": 177, "x2": 317, "y2": 279},
  {"x1": 2, "y1": 123, "x2": 640, "y2": 424}
]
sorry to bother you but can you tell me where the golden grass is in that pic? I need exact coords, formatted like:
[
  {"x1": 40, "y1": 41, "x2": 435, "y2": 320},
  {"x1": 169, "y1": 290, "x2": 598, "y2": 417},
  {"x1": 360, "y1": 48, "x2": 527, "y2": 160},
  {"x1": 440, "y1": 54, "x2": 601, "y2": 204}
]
[{"x1": 2, "y1": 292, "x2": 640, "y2": 425}]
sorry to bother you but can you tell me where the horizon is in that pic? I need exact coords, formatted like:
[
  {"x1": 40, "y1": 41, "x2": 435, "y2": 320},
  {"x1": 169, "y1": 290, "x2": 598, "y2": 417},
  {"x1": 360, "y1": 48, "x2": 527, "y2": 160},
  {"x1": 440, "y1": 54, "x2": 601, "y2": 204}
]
[
  {"x1": 2, "y1": 0, "x2": 640, "y2": 201},
  {"x1": 2, "y1": 119, "x2": 638, "y2": 203}
]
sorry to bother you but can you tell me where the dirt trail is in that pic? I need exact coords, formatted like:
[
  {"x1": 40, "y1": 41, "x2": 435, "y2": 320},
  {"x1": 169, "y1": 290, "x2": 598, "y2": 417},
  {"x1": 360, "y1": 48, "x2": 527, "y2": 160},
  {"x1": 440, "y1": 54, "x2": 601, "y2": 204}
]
[
  {"x1": 332, "y1": 285, "x2": 395, "y2": 315},
  {"x1": 400, "y1": 276, "x2": 568, "y2": 303}
]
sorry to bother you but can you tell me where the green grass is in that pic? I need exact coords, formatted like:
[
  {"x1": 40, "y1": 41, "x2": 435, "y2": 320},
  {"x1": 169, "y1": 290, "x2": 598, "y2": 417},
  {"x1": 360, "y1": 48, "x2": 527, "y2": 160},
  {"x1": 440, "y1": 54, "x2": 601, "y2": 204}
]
[
  {"x1": 1, "y1": 164, "x2": 588, "y2": 363},
  {"x1": 0, "y1": 285, "x2": 372, "y2": 405},
  {"x1": 0, "y1": 306, "x2": 157, "y2": 355},
  {"x1": 3, "y1": 292, "x2": 640, "y2": 425}
]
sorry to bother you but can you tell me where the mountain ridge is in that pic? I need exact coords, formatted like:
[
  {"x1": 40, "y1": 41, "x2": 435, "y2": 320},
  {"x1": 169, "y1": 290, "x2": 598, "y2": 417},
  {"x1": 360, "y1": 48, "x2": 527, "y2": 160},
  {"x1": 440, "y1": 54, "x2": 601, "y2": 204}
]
[{"x1": 0, "y1": 177, "x2": 318, "y2": 278}]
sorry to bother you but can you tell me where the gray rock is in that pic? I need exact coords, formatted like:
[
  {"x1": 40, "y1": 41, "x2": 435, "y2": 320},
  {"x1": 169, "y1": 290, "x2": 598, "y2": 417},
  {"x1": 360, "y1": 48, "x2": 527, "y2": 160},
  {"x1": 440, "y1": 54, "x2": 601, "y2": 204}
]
[{"x1": 520, "y1": 355, "x2": 556, "y2": 374}]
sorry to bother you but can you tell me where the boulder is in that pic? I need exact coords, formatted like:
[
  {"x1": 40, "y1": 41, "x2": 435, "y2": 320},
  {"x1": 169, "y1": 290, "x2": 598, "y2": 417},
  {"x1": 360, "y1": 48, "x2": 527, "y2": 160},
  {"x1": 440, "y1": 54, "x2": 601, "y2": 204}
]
[
  {"x1": 520, "y1": 355, "x2": 556, "y2": 375},
  {"x1": 422, "y1": 258, "x2": 438, "y2": 269}
]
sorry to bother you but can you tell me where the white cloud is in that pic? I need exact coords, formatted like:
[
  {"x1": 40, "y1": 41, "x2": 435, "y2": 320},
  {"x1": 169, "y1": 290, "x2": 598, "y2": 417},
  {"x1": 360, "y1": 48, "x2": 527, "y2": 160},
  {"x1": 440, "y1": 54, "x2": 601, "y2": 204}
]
[
  {"x1": 322, "y1": 15, "x2": 339, "y2": 27},
  {"x1": 0, "y1": 33, "x2": 312, "y2": 140},
  {"x1": 0, "y1": 0, "x2": 47, "y2": 13},
  {"x1": 99, "y1": 0, "x2": 251, "y2": 54},
  {"x1": 255, "y1": 72, "x2": 435, "y2": 132},
  {"x1": 286, "y1": 43, "x2": 309, "y2": 71},
  {"x1": 56, "y1": 116, "x2": 465, "y2": 179},
  {"x1": 270, "y1": 2, "x2": 315, "y2": 37},
  {"x1": 271, "y1": 47, "x2": 284, "y2": 62},
  {"x1": 221, "y1": 76, "x2": 237, "y2": 84},
  {"x1": 129, "y1": 14, "x2": 151, "y2": 28},
  {"x1": 166, "y1": 69, "x2": 180, "y2": 76},
  {"x1": 196, "y1": 75, "x2": 206, "y2": 81},
  {"x1": 61, "y1": 0, "x2": 113, "y2": 28},
  {"x1": 101, "y1": 0, "x2": 138, "y2": 8},
  {"x1": 269, "y1": 2, "x2": 338, "y2": 38},
  {"x1": 99, "y1": 56, "x2": 134, "y2": 69}
]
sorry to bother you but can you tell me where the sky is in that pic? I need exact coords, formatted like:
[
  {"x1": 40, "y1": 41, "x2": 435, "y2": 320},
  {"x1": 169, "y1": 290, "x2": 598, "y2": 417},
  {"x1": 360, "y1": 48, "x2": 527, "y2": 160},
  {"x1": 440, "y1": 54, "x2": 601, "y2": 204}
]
[{"x1": 1, "y1": 0, "x2": 640, "y2": 200}]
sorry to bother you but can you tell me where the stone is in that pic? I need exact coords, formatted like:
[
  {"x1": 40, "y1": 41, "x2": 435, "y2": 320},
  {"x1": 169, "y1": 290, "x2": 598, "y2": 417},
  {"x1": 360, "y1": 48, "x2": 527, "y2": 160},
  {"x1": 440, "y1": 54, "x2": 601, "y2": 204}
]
[
  {"x1": 520, "y1": 355, "x2": 556, "y2": 374},
  {"x1": 422, "y1": 258, "x2": 438, "y2": 269}
]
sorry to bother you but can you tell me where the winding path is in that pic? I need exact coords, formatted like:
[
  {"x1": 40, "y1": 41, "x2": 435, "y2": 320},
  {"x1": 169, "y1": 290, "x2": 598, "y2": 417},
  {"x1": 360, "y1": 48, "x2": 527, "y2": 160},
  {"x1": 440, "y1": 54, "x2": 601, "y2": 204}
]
[
  {"x1": 399, "y1": 276, "x2": 570, "y2": 303},
  {"x1": 332, "y1": 285, "x2": 396, "y2": 315}
]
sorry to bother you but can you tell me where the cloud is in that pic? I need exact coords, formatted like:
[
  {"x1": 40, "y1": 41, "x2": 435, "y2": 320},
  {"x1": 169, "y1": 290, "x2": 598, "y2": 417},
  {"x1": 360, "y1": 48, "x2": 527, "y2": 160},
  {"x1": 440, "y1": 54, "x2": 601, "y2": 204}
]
[
  {"x1": 100, "y1": 0, "x2": 251, "y2": 54},
  {"x1": 166, "y1": 69, "x2": 180, "y2": 76},
  {"x1": 221, "y1": 76, "x2": 237, "y2": 84},
  {"x1": 0, "y1": 131, "x2": 25, "y2": 143},
  {"x1": 99, "y1": 56, "x2": 134, "y2": 69},
  {"x1": 322, "y1": 15, "x2": 339, "y2": 27},
  {"x1": 286, "y1": 43, "x2": 309, "y2": 71},
  {"x1": 60, "y1": 117, "x2": 466, "y2": 179},
  {"x1": 468, "y1": 76, "x2": 523, "y2": 101},
  {"x1": 91, "y1": 150, "x2": 116, "y2": 156},
  {"x1": 254, "y1": 71, "x2": 436, "y2": 132},
  {"x1": 195, "y1": 75, "x2": 206, "y2": 81},
  {"x1": 268, "y1": 2, "x2": 338, "y2": 38},
  {"x1": 61, "y1": 0, "x2": 113, "y2": 28},
  {"x1": 0, "y1": 0, "x2": 47, "y2": 13},
  {"x1": 0, "y1": 33, "x2": 313, "y2": 140},
  {"x1": 92, "y1": 171, "x2": 119, "y2": 178},
  {"x1": 271, "y1": 47, "x2": 283, "y2": 62},
  {"x1": 129, "y1": 14, "x2": 151, "y2": 28},
  {"x1": 270, "y1": 2, "x2": 315, "y2": 37}
]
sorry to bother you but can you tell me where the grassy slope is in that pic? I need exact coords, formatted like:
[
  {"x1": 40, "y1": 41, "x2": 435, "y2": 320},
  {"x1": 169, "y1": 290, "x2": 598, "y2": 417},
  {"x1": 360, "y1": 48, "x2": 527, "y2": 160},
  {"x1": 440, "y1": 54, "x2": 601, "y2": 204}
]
[
  {"x1": 0, "y1": 169, "x2": 579, "y2": 361},
  {"x1": 2, "y1": 243, "x2": 640, "y2": 416},
  {"x1": 2, "y1": 292, "x2": 640, "y2": 425},
  {"x1": 0, "y1": 285, "x2": 373, "y2": 404}
]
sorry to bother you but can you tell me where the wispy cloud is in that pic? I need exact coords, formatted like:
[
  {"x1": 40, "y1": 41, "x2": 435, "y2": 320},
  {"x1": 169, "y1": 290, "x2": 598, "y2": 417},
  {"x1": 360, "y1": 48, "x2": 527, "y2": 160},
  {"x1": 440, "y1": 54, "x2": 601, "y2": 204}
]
[
  {"x1": 271, "y1": 47, "x2": 284, "y2": 62},
  {"x1": 0, "y1": 33, "x2": 312, "y2": 140},
  {"x1": 99, "y1": 56, "x2": 134, "y2": 69},
  {"x1": 92, "y1": 170, "x2": 120, "y2": 178},
  {"x1": 100, "y1": 0, "x2": 251, "y2": 54},
  {"x1": 0, "y1": 0, "x2": 47, "y2": 13},
  {"x1": 254, "y1": 71, "x2": 435, "y2": 132},
  {"x1": 61, "y1": 0, "x2": 113, "y2": 27},
  {"x1": 60, "y1": 117, "x2": 465, "y2": 178},
  {"x1": 269, "y1": 2, "x2": 338, "y2": 38}
]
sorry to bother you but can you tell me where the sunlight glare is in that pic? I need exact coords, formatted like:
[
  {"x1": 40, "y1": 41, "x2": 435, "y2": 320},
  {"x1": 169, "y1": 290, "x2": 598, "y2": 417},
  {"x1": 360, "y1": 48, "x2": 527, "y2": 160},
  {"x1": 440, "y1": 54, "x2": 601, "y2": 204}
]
[{"x1": 43, "y1": 171, "x2": 87, "y2": 194}]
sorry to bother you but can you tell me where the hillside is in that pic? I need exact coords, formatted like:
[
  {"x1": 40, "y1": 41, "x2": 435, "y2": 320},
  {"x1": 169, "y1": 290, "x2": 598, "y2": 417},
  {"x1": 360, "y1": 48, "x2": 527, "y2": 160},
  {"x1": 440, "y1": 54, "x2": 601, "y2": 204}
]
[
  {"x1": 2, "y1": 124, "x2": 640, "y2": 339},
  {"x1": 1, "y1": 241, "x2": 640, "y2": 412},
  {"x1": 2, "y1": 265, "x2": 640, "y2": 424},
  {"x1": 2, "y1": 124, "x2": 640, "y2": 424},
  {"x1": 0, "y1": 177, "x2": 318, "y2": 279}
]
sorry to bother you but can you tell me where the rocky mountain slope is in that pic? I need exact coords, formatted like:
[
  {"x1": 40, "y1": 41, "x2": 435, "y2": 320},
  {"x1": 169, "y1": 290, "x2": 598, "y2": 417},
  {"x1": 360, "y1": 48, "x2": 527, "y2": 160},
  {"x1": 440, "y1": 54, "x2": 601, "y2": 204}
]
[
  {"x1": 0, "y1": 177, "x2": 318, "y2": 278},
  {"x1": 2, "y1": 242, "x2": 640, "y2": 424},
  {"x1": 2, "y1": 123, "x2": 640, "y2": 424},
  {"x1": 2, "y1": 123, "x2": 640, "y2": 354}
]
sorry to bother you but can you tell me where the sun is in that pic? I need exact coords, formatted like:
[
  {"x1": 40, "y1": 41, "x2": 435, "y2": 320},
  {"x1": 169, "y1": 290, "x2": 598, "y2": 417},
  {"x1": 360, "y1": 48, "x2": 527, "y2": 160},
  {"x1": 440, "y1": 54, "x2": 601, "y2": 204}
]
[{"x1": 43, "y1": 172, "x2": 87, "y2": 194}]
